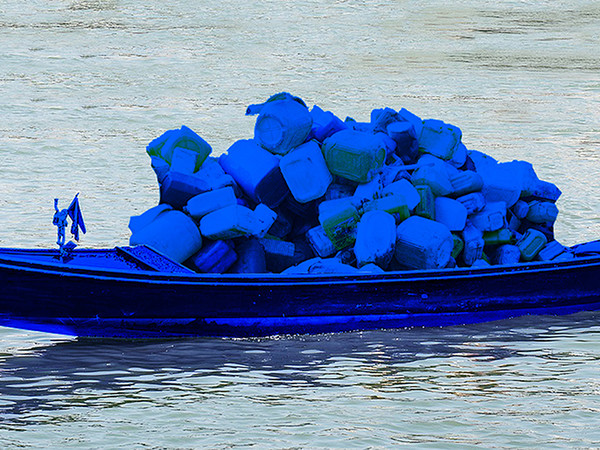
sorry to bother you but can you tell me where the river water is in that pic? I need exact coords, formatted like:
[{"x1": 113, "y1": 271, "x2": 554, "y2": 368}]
[{"x1": 1, "y1": 0, "x2": 599, "y2": 447}]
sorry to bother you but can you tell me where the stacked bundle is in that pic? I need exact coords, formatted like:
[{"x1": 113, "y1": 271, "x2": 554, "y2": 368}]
[{"x1": 130, "y1": 93, "x2": 572, "y2": 274}]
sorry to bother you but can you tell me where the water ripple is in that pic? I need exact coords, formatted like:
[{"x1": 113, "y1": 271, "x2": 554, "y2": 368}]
[{"x1": 1, "y1": 0, "x2": 600, "y2": 445}]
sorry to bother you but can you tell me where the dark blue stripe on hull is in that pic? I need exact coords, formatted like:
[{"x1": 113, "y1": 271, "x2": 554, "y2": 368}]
[{"x1": 3, "y1": 300, "x2": 600, "y2": 338}]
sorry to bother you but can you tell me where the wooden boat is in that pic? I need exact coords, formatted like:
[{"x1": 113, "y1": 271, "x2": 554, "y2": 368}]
[{"x1": 1, "y1": 243, "x2": 599, "y2": 338}]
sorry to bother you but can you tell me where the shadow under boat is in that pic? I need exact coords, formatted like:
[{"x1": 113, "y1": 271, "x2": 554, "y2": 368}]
[{"x1": 1, "y1": 310, "x2": 599, "y2": 420}]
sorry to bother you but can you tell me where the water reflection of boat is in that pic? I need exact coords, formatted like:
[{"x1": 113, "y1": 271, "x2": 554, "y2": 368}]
[
  {"x1": 1, "y1": 312, "x2": 598, "y2": 418},
  {"x1": 0, "y1": 244, "x2": 599, "y2": 338}
]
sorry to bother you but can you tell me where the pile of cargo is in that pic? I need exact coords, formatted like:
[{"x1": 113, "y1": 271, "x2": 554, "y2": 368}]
[{"x1": 129, "y1": 92, "x2": 573, "y2": 274}]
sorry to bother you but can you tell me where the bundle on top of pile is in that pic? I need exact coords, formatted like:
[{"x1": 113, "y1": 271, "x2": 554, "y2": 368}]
[{"x1": 129, "y1": 92, "x2": 570, "y2": 275}]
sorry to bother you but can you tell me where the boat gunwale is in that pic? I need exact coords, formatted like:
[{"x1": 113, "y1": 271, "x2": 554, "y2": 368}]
[{"x1": 1, "y1": 247, "x2": 599, "y2": 287}]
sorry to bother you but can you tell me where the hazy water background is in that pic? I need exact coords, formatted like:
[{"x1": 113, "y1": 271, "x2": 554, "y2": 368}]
[{"x1": 1, "y1": 0, "x2": 599, "y2": 447}]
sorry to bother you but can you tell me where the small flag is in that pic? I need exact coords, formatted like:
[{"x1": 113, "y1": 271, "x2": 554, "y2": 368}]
[{"x1": 67, "y1": 193, "x2": 86, "y2": 241}]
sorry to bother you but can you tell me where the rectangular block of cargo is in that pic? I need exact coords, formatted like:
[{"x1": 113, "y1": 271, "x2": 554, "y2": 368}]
[
  {"x1": 219, "y1": 139, "x2": 290, "y2": 208},
  {"x1": 456, "y1": 192, "x2": 486, "y2": 215},
  {"x1": 382, "y1": 179, "x2": 420, "y2": 210},
  {"x1": 481, "y1": 168, "x2": 521, "y2": 208},
  {"x1": 354, "y1": 210, "x2": 396, "y2": 269},
  {"x1": 253, "y1": 204, "x2": 277, "y2": 238},
  {"x1": 370, "y1": 107, "x2": 400, "y2": 132},
  {"x1": 310, "y1": 105, "x2": 348, "y2": 142},
  {"x1": 527, "y1": 179, "x2": 562, "y2": 202},
  {"x1": 325, "y1": 183, "x2": 355, "y2": 201},
  {"x1": 129, "y1": 209, "x2": 202, "y2": 264},
  {"x1": 153, "y1": 125, "x2": 211, "y2": 169},
  {"x1": 395, "y1": 216, "x2": 453, "y2": 270},
  {"x1": 461, "y1": 221, "x2": 485, "y2": 267},
  {"x1": 414, "y1": 184, "x2": 435, "y2": 220},
  {"x1": 512, "y1": 200, "x2": 529, "y2": 219},
  {"x1": 229, "y1": 238, "x2": 267, "y2": 274},
  {"x1": 283, "y1": 257, "x2": 359, "y2": 275},
  {"x1": 267, "y1": 210, "x2": 293, "y2": 239},
  {"x1": 537, "y1": 240, "x2": 567, "y2": 261},
  {"x1": 259, "y1": 237, "x2": 296, "y2": 273},
  {"x1": 184, "y1": 187, "x2": 237, "y2": 220},
  {"x1": 470, "y1": 201, "x2": 507, "y2": 232},
  {"x1": 361, "y1": 194, "x2": 410, "y2": 221},
  {"x1": 450, "y1": 170, "x2": 483, "y2": 197},
  {"x1": 451, "y1": 234, "x2": 464, "y2": 259},
  {"x1": 306, "y1": 225, "x2": 337, "y2": 258},
  {"x1": 170, "y1": 147, "x2": 200, "y2": 174},
  {"x1": 526, "y1": 201, "x2": 559, "y2": 224},
  {"x1": 193, "y1": 157, "x2": 236, "y2": 192},
  {"x1": 280, "y1": 140, "x2": 332, "y2": 203},
  {"x1": 410, "y1": 163, "x2": 453, "y2": 197},
  {"x1": 517, "y1": 228, "x2": 548, "y2": 261},
  {"x1": 435, "y1": 197, "x2": 467, "y2": 231},
  {"x1": 160, "y1": 170, "x2": 214, "y2": 209},
  {"x1": 449, "y1": 142, "x2": 467, "y2": 168},
  {"x1": 191, "y1": 240, "x2": 237, "y2": 273},
  {"x1": 291, "y1": 236, "x2": 316, "y2": 266},
  {"x1": 199, "y1": 205, "x2": 258, "y2": 240},
  {"x1": 254, "y1": 98, "x2": 313, "y2": 155},
  {"x1": 129, "y1": 204, "x2": 173, "y2": 235},
  {"x1": 318, "y1": 198, "x2": 360, "y2": 250},
  {"x1": 322, "y1": 130, "x2": 386, "y2": 183},
  {"x1": 380, "y1": 162, "x2": 408, "y2": 187},
  {"x1": 386, "y1": 121, "x2": 419, "y2": 162},
  {"x1": 507, "y1": 210, "x2": 522, "y2": 232},
  {"x1": 483, "y1": 229, "x2": 514, "y2": 247},
  {"x1": 418, "y1": 119, "x2": 462, "y2": 161},
  {"x1": 397, "y1": 108, "x2": 423, "y2": 137},
  {"x1": 493, "y1": 244, "x2": 521, "y2": 265},
  {"x1": 353, "y1": 174, "x2": 384, "y2": 204}
]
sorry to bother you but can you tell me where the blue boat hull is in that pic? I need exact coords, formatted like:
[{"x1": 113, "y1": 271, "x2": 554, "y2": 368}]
[{"x1": 0, "y1": 247, "x2": 599, "y2": 338}]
